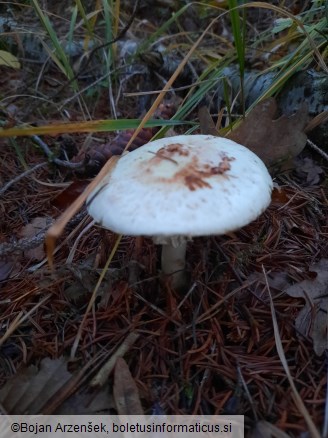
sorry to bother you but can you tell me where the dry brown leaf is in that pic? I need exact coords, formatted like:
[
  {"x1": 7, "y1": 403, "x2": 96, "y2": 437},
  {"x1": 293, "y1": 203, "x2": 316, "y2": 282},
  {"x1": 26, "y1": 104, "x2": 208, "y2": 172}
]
[
  {"x1": 0, "y1": 357, "x2": 72, "y2": 414},
  {"x1": 198, "y1": 105, "x2": 221, "y2": 136},
  {"x1": 113, "y1": 357, "x2": 144, "y2": 415},
  {"x1": 304, "y1": 110, "x2": 328, "y2": 133},
  {"x1": 19, "y1": 217, "x2": 50, "y2": 261},
  {"x1": 284, "y1": 259, "x2": 328, "y2": 356},
  {"x1": 227, "y1": 98, "x2": 309, "y2": 169}
]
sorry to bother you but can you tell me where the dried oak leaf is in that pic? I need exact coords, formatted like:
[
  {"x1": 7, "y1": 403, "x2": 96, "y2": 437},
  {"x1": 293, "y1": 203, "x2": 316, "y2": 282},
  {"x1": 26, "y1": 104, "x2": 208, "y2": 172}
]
[
  {"x1": 0, "y1": 357, "x2": 71, "y2": 414},
  {"x1": 198, "y1": 105, "x2": 221, "y2": 136},
  {"x1": 113, "y1": 357, "x2": 144, "y2": 415},
  {"x1": 227, "y1": 98, "x2": 309, "y2": 169},
  {"x1": 284, "y1": 259, "x2": 328, "y2": 356}
]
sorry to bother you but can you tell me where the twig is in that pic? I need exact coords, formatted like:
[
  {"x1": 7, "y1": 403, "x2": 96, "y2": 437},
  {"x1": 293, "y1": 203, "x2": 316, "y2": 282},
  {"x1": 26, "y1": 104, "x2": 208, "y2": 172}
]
[
  {"x1": 0, "y1": 231, "x2": 46, "y2": 257},
  {"x1": 0, "y1": 211, "x2": 87, "y2": 257},
  {"x1": 31, "y1": 136, "x2": 85, "y2": 169},
  {"x1": 90, "y1": 332, "x2": 140, "y2": 387},
  {"x1": 307, "y1": 138, "x2": 328, "y2": 162},
  {"x1": 0, "y1": 162, "x2": 47, "y2": 196}
]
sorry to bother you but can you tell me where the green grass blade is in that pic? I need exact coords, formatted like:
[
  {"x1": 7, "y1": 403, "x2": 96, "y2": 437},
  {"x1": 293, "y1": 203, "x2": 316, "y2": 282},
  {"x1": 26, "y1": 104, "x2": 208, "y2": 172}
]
[
  {"x1": 228, "y1": 0, "x2": 246, "y2": 115},
  {"x1": 68, "y1": 5, "x2": 78, "y2": 51},
  {"x1": 31, "y1": 0, "x2": 77, "y2": 88},
  {"x1": 0, "y1": 118, "x2": 193, "y2": 138},
  {"x1": 74, "y1": 0, "x2": 94, "y2": 36}
]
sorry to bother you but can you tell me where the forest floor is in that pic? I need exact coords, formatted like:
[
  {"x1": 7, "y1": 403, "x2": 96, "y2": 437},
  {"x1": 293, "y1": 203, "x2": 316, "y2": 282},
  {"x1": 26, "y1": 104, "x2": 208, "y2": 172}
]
[{"x1": 0, "y1": 1, "x2": 327, "y2": 437}]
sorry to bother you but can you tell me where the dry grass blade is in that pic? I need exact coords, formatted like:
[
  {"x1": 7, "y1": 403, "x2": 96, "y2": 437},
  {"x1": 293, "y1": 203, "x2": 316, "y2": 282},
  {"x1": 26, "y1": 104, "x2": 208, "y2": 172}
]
[
  {"x1": 305, "y1": 111, "x2": 328, "y2": 134},
  {"x1": 91, "y1": 332, "x2": 139, "y2": 387},
  {"x1": 45, "y1": 156, "x2": 119, "y2": 268},
  {"x1": 0, "y1": 162, "x2": 48, "y2": 196},
  {"x1": 262, "y1": 265, "x2": 321, "y2": 438},
  {"x1": 244, "y1": 2, "x2": 328, "y2": 74},
  {"x1": 46, "y1": 13, "x2": 226, "y2": 269},
  {"x1": 44, "y1": 14, "x2": 224, "y2": 269},
  {"x1": 121, "y1": 13, "x2": 225, "y2": 155}
]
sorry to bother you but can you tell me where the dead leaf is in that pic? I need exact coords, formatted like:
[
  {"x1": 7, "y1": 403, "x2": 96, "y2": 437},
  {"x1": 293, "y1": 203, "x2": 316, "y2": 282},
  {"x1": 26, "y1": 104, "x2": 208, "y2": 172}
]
[
  {"x1": 293, "y1": 156, "x2": 324, "y2": 185},
  {"x1": 52, "y1": 180, "x2": 90, "y2": 210},
  {"x1": 271, "y1": 187, "x2": 290, "y2": 205},
  {"x1": 284, "y1": 259, "x2": 328, "y2": 356},
  {"x1": 113, "y1": 357, "x2": 144, "y2": 415},
  {"x1": 198, "y1": 105, "x2": 221, "y2": 136},
  {"x1": 0, "y1": 50, "x2": 20, "y2": 69},
  {"x1": 0, "y1": 357, "x2": 72, "y2": 414},
  {"x1": 19, "y1": 217, "x2": 50, "y2": 261},
  {"x1": 248, "y1": 271, "x2": 290, "y2": 294},
  {"x1": 227, "y1": 98, "x2": 309, "y2": 169}
]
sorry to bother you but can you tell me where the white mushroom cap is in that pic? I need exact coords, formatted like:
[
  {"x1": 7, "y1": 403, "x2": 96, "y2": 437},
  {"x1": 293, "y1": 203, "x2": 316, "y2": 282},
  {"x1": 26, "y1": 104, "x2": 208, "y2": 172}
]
[{"x1": 86, "y1": 135, "x2": 273, "y2": 238}]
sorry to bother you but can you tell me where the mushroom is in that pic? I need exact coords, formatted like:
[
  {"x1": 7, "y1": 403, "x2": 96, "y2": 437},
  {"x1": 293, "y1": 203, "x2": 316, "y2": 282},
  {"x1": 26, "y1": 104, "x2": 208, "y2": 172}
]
[{"x1": 86, "y1": 135, "x2": 273, "y2": 289}]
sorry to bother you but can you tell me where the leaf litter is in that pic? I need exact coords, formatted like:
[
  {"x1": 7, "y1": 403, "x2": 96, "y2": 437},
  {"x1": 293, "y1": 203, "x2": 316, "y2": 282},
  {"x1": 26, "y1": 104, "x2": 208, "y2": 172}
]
[
  {"x1": 227, "y1": 98, "x2": 309, "y2": 169},
  {"x1": 113, "y1": 357, "x2": 144, "y2": 415},
  {"x1": 0, "y1": 8, "x2": 327, "y2": 436},
  {"x1": 0, "y1": 357, "x2": 116, "y2": 415},
  {"x1": 284, "y1": 259, "x2": 328, "y2": 356},
  {"x1": 1, "y1": 115, "x2": 327, "y2": 436},
  {"x1": 199, "y1": 97, "x2": 324, "y2": 176},
  {"x1": 0, "y1": 357, "x2": 71, "y2": 414}
]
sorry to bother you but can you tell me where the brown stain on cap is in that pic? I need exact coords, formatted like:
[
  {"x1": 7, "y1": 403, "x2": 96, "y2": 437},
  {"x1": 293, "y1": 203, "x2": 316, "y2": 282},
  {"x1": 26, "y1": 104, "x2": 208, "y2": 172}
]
[{"x1": 143, "y1": 143, "x2": 235, "y2": 191}]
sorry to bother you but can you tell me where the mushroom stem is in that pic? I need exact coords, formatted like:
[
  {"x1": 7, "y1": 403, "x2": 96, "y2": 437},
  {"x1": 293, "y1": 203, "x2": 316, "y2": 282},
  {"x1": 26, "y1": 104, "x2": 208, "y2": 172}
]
[{"x1": 161, "y1": 241, "x2": 187, "y2": 289}]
